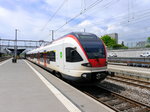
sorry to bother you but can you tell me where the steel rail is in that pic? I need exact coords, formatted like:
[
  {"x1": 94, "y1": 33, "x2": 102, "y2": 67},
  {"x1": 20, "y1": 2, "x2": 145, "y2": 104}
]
[
  {"x1": 98, "y1": 85, "x2": 150, "y2": 109},
  {"x1": 106, "y1": 76, "x2": 150, "y2": 90},
  {"x1": 113, "y1": 75, "x2": 150, "y2": 84},
  {"x1": 0, "y1": 57, "x2": 11, "y2": 62},
  {"x1": 79, "y1": 85, "x2": 150, "y2": 112}
]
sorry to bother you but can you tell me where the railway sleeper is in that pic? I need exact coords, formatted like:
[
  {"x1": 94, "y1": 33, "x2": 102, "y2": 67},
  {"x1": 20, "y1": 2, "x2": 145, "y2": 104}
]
[
  {"x1": 125, "y1": 106, "x2": 147, "y2": 112},
  {"x1": 133, "y1": 107, "x2": 150, "y2": 112},
  {"x1": 99, "y1": 96, "x2": 116, "y2": 102},
  {"x1": 114, "y1": 102, "x2": 130, "y2": 111},
  {"x1": 107, "y1": 100, "x2": 124, "y2": 106},
  {"x1": 116, "y1": 103, "x2": 135, "y2": 111},
  {"x1": 97, "y1": 94, "x2": 108, "y2": 98},
  {"x1": 104, "y1": 98, "x2": 118, "y2": 104}
]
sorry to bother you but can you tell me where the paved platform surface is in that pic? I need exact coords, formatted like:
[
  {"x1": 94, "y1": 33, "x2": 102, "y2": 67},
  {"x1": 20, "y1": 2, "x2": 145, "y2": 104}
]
[
  {"x1": 0, "y1": 59, "x2": 114, "y2": 112},
  {"x1": 108, "y1": 64, "x2": 150, "y2": 77}
]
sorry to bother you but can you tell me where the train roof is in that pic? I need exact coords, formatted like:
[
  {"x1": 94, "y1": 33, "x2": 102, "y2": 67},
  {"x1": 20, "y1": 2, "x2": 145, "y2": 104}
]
[
  {"x1": 70, "y1": 32, "x2": 97, "y2": 36},
  {"x1": 42, "y1": 32, "x2": 98, "y2": 47},
  {"x1": 26, "y1": 32, "x2": 98, "y2": 54}
]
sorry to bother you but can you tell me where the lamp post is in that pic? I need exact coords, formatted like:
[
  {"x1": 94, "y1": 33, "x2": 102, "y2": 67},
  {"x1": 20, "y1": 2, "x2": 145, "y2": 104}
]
[
  {"x1": 0, "y1": 37, "x2": 1, "y2": 57},
  {"x1": 50, "y1": 30, "x2": 54, "y2": 41},
  {"x1": 13, "y1": 29, "x2": 18, "y2": 63},
  {"x1": 84, "y1": 28, "x2": 86, "y2": 32}
]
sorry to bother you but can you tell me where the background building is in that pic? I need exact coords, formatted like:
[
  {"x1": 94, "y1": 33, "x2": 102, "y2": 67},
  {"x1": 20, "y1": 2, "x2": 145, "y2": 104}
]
[
  {"x1": 106, "y1": 33, "x2": 118, "y2": 44},
  {"x1": 136, "y1": 41, "x2": 146, "y2": 47}
]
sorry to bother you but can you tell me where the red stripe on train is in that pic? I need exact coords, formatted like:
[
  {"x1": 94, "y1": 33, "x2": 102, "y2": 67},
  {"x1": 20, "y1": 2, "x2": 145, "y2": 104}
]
[{"x1": 88, "y1": 58, "x2": 106, "y2": 67}]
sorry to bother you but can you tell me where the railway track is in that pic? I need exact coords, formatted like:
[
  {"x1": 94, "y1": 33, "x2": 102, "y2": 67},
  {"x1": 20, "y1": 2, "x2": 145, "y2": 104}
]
[
  {"x1": 0, "y1": 57, "x2": 10, "y2": 62},
  {"x1": 108, "y1": 62, "x2": 150, "y2": 68},
  {"x1": 78, "y1": 85, "x2": 150, "y2": 112},
  {"x1": 108, "y1": 60, "x2": 150, "y2": 68},
  {"x1": 106, "y1": 75, "x2": 150, "y2": 90},
  {"x1": 108, "y1": 57, "x2": 150, "y2": 68}
]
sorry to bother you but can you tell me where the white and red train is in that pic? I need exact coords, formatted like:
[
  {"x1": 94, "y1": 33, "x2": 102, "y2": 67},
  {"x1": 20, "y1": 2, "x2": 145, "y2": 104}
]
[{"x1": 26, "y1": 32, "x2": 109, "y2": 82}]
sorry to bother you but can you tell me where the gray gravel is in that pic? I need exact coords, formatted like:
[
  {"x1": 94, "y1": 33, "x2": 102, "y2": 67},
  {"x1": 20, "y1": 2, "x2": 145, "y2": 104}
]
[
  {"x1": 99, "y1": 79, "x2": 150, "y2": 106},
  {"x1": 114, "y1": 77, "x2": 150, "y2": 87}
]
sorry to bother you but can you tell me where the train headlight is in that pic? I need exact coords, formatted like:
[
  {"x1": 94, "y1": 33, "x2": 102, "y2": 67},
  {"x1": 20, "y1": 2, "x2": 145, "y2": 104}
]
[
  {"x1": 81, "y1": 63, "x2": 92, "y2": 67},
  {"x1": 82, "y1": 74, "x2": 87, "y2": 78}
]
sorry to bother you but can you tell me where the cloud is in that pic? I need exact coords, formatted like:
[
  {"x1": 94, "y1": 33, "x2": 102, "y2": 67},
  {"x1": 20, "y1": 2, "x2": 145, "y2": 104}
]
[
  {"x1": 77, "y1": 20, "x2": 104, "y2": 35},
  {"x1": 0, "y1": 6, "x2": 48, "y2": 40},
  {"x1": 0, "y1": 0, "x2": 150, "y2": 44}
]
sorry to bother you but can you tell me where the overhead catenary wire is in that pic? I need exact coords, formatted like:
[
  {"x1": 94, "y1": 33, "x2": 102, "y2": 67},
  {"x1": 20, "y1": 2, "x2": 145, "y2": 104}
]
[
  {"x1": 71, "y1": 0, "x2": 119, "y2": 30},
  {"x1": 89, "y1": 7, "x2": 150, "y2": 27},
  {"x1": 89, "y1": 0, "x2": 119, "y2": 15},
  {"x1": 82, "y1": 0, "x2": 144, "y2": 24},
  {"x1": 41, "y1": 0, "x2": 67, "y2": 31},
  {"x1": 82, "y1": 0, "x2": 119, "y2": 24},
  {"x1": 128, "y1": 0, "x2": 130, "y2": 22},
  {"x1": 40, "y1": 0, "x2": 150, "y2": 41},
  {"x1": 118, "y1": 10, "x2": 150, "y2": 25},
  {"x1": 55, "y1": 0, "x2": 120, "y2": 32},
  {"x1": 55, "y1": 0, "x2": 104, "y2": 32},
  {"x1": 54, "y1": 0, "x2": 119, "y2": 35}
]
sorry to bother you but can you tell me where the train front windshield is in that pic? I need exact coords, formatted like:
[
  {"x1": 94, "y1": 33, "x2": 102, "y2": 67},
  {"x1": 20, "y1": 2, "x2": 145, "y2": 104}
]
[{"x1": 77, "y1": 34, "x2": 106, "y2": 59}]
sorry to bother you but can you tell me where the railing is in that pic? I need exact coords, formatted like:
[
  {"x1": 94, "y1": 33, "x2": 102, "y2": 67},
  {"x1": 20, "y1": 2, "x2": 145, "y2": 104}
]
[{"x1": 108, "y1": 57, "x2": 150, "y2": 63}]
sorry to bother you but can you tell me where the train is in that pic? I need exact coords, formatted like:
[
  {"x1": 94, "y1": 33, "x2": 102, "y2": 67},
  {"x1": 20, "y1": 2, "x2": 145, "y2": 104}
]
[{"x1": 26, "y1": 32, "x2": 110, "y2": 82}]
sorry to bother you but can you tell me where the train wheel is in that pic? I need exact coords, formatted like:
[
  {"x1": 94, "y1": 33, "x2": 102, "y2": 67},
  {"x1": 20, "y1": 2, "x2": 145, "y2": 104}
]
[
  {"x1": 52, "y1": 70, "x2": 56, "y2": 75},
  {"x1": 56, "y1": 72, "x2": 62, "y2": 79}
]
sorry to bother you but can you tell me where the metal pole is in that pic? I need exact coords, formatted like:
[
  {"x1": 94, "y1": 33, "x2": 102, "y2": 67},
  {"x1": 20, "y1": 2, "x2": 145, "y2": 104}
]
[
  {"x1": 14, "y1": 29, "x2": 18, "y2": 60},
  {"x1": 51, "y1": 30, "x2": 54, "y2": 41},
  {"x1": 0, "y1": 37, "x2": 1, "y2": 57},
  {"x1": 84, "y1": 28, "x2": 85, "y2": 32}
]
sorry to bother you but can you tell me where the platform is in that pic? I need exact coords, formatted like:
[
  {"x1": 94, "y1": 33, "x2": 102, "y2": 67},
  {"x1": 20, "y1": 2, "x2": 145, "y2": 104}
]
[
  {"x1": 108, "y1": 64, "x2": 150, "y2": 77},
  {"x1": 0, "y1": 59, "x2": 114, "y2": 112}
]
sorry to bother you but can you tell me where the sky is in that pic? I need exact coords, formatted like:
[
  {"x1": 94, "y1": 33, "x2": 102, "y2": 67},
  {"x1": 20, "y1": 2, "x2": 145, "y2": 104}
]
[{"x1": 0, "y1": 0, "x2": 150, "y2": 44}]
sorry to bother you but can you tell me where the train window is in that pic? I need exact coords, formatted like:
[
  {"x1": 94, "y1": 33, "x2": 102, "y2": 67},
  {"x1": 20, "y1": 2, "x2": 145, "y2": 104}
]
[
  {"x1": 30, "y1": 54, "x2": 32, "y2": 59},
  {"x1": 32, "y1": 54, "x2": 34, "y2": 59},
  {"x1": 66, "y1": 47, "x2": 83, "y2": 62},
  {"x1": 78, "y1": 34, "x2": 97, "y2": 39},
  {"x1": 31, "y1": 54, "x2": 33, "y2": 59},
  {"x1": 79, "y1": 39, "x2": 105, "y2": 59},
  {"x1": 35, "y1": 53, "x2": 38, "y2": 58},
  {"x1": 39, "y1": 53, "x2": 44, "y2": 62},
  {"x1": 47, "y1": 51, "x2": 56, "y2": 62},
  {"x1": 40, "y1": 53, "x2": 43, "y2": 58},
  {"x1": 34, "y1": 54, "x2": 37, "y2": 58},
  {"x1": 37, "y1": 53, "x2": 40, "y2": 58}
]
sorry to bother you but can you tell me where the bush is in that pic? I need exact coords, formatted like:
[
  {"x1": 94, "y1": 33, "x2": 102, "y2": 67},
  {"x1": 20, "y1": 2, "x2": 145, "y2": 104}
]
[
  {"x1": 146, "y1": 44, "x2": 150, "y2": 48},
  {"x1": 112, "y1": 44, "x2": 128, "y2": 49}
]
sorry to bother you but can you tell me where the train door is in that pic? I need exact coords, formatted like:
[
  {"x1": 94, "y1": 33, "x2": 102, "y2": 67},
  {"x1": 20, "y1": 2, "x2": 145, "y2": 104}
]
[
  {"x1": 63, "y1": 43, "x2": 83, "y2": 71},
  {"x1": 43, "y1": 51, "x2": 47, "y2": 67},
  {"x1": 38, "y1": 52, "x2": 40, "y2": 64},
  {"x1": 56, "y1": 44, "x2": 64, "y2": 72}
]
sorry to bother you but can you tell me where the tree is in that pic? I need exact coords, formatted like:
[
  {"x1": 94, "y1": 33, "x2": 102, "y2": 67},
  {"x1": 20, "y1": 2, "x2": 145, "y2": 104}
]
[
  {"x1": 101, "y1": 35, "x2": 128, "y2": 49},
  {"x1": 146, "y1": 37, "x2": 150, "y2": 47},
  {"x1": 147, "y1": 37, "x2": 150, "y2": 44},
  {"x1": 146, "y1": 45, "x2": 150, "y2": 48},
  {"x1": 101, "y1": 35, "x2": 116, "y2": 48}
]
